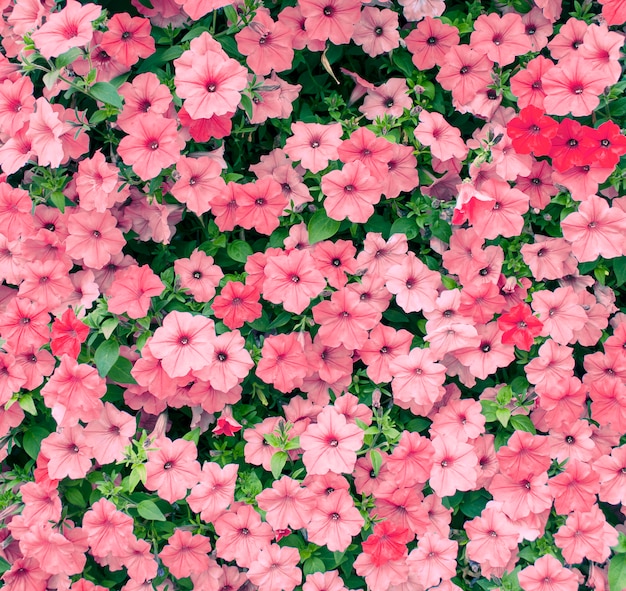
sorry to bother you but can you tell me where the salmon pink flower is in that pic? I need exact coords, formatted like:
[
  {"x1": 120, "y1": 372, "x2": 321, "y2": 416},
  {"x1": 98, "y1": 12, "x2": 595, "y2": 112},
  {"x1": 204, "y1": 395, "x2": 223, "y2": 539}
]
[
  {"x1": 470, "y1": 13, "x2": 531, "y2": 66},
  {"x1": 234, "y1": 177, "x2": 288, "y2": 235},
  {"x1": 322, "y1": 161, "x2": 382, "y2": 223},
  {"x1": 262, "y1": 248, "x2": 326, "y2": 314},
  {"x1": 312, "y1": 288, "x2": 382, "y2": 350},
  {"x1": 389, "y1": 347, "x2": 446, "y2": 408},
  {"x1": 107, "y1": 264, "x2": 165, "y2": 319},
  {"x1": 235, "y1": 8, "x2": 294, "y2": 75},
  {"x1": 174, "y1": 249, "x2": 223, "y2": 304},
  {"x1": 299, "y1": 0, "x2": 361, "y2": 45},
  {"x1": 360, "y1": 78, "x2": 412, "y2": 120},
  {"x1": 196, "y1": 330, "x2": 253, "y2": 392},
  {"x1": 465, "y1": 506, "x2": 519, "y2": 568},
  {"x1": 429, "y1": 435, "x2": 478, "y2": 497},
  {"x1": 117, "y1": 72, "x2": 173, "y2": 130},
  {"x1": 415, "y1": 110, "x2": 468, "y2": 161},
  {"x1": 256, "y1": 476, "x2": 316, "y2": 530},
  {"x1": 174, "y1": 41, "x2": 248, "y2": 120},
  {"x1": 337, "y1": 127, "x2": 394, "y2": 181},
  {"x1": 26, "y1": 98, "x2": 69, "y2": 169},
  {"x1": 436, "y1": 45, "x2": 494, "y2": 106},
  {"x1": 31, "y1": 0, "x2": 101, "y2": 59},
  {"x1": 148, "y1": 311, "x2": 216, "y2": 378},
  {"x1": 0, "y1": 75, "x2": 35, "y2": 136},
  {"x1": 187, "y1": 462, "x2": 238, "y2": 523},
  {"x1": 247, "y1": 544, "x2": 302, "y2": 591},
  {"x1": 542, "y1": 57, "x2": 607, "y2": 117},
  {"x1": 385, "y1": 252, "x2": 441, "y2": 314},
  {"x1": 170, "y1": 155, "x2": 225, "y2": 216},
  {"x1": 561, "y1": 195, "x2": 626, "y2": 262},
  {"x1": 118, "y1": 114, "x2": 184, "y2": 181},
  {"x1": 307, "y1": 488, "x2": 364, "y2": 551},
  {"x1": 40, "y1": 425, "x2": 93, "y2": 480},
  {"x1": 405, "y1": 17, "x2": 459, "y2": 71},
  {"x1": 65, "y1": 209, "x2": 126, "y2": 270},
  {"x1": 256, "y1": 332, "x2": 308, "y2": 393},
  {"x1": 82, "y1": 498, "x2": 134, "y2": 558},
  {"x1": 159, "y1": 530, "x2": 212, "y2": 579},
  {"x1": 214, "y1": 504, "x2": 274, "y2": 567},
  {"x1": 145, "y1": 436, "x2": 201, "y2": 504},
  {"x1": 284, "y1": 122, "x2": 343, "y2": 174},
  {"x1": 352, "y1": 8, "x2": 400, "y2": 57},
  {"x1": 83, "y1": 402, "x2": 136, "y2": 465},
  {"x1": 212, "y1": 280, "x2": 262, "y2": 329},
  {"x1": 1, "y1": 558, "x2": 48, "y2": 591},
  {"x1": 510, "y1": 55, "x2": 554, "y2": 110},
  {"x1": 407, "y1": 532, "x2": 457, "y2": 589},
  {"x1": 518, "y1": 554, "x2": 578, "y2": 591},
  {"x1": 300, "y1": 407, "x2": 364, "y2": 475},
  {"x1": 598, "y1": 0, "x2": 626, "y2": 25},
  {"x1": 100, "y1": 13, "x2": 155, "y2": 68},
  {"x1": 41, "y1": 355, "x2": 106, "y2": 428}
]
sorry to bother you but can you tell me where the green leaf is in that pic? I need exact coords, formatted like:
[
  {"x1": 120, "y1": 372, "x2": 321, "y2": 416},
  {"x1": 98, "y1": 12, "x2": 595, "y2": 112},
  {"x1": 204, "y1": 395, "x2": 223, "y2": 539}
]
[
  {"x1": 160, "y1": 46, "x2": 184, "y2": 62},
  {"x1": 240, "y1": 93, "x2": 254, "y2": 121},
  {"x1": 90, "y1": 82, "x2": 123, "y2": 109},
  {"x1": 308, "y1": 209, "x2": 341, "y2": 244},
  {"x1": 227, "y1": 240, "x2": 253, "y2": 263},
  {"x1": 183, "y1": 428, "x2": 200, "y2": 445},
  {"x1": 101, "y1": 317, "x2": 119, "y2": 340},
  {"x1": 0, "y1": 556, "x2": 10, "y2": 576},
  {"x1": 136, "y1": 499, "x2": 166, "y2": 521},
  {"x1": 50, "y1": 191, "x2": 68, "y2": 212},
  {"x1": 94, "y1": 339, "x2": 120, "y2": 378},
  {"x1": 495, "y1": 407, "x2": 511, "y2": 428},
  {"x1": 269, "y1": 311, "x2": 292, "y2": 329},
  {"x1": 18, "y1": 394, "x2": 37, "y2": 415},
  {"x1": 42, "y1": 70, "x2": 60, "y2": 90},
  {"x1": 612, "y1": 532, "x2": 626, "y2": 554},
  {"x1": 303, "y1": 557, "x2": 325, "y2": 576},
  {"x1": 496, "y1": 385, "x2": 513, "y2": 406},
  {"x1": 22, "y1": 426, "x2": 49, "y2": 459},
  {"x1": 370, "y1": 449, "x2": 382, "y2": 476},
  {"x1": 389, "y1": 217, "x2": 418, "y2": 240},
  {"x1": 64, "y1": 487, "x2": 86, "y2": 508},
  {"x1": 127, "y1": 464, "x2": 147, "y2": 493},
  {"x1": 270, "y1": 451, "x2": 288, "y2": 479},
  {"x1": 509, "y1": 414, "x2": 536, "y2": 434},
  {"x1": 89, "y1": 109, "x2": 110, "y2": 125},
  {"x1": 613, "y1": 256, "x2": 626, "y2": 287},
  {"x1": 459, "y1": 490, "x2": 490, "y2": 518},
  {"x1": 609, "y1": 552, "x2": 626, "y2": 591},
  {"x1": 107, "y1": 356, "x2": 137, "y2": 384},
  {"x1": 55, "y1": 47, "x2": 82, "y2": 69},
  {"x1": 480, "y1": 400, "x2": 498, "y2": 422},
  {"x1": 392, "y1": 50, "x2": 416, "y2": 79}
]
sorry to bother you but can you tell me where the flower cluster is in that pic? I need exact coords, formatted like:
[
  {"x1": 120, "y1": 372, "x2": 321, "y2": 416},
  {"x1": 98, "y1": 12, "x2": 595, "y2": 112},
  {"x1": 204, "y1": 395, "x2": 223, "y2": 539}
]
[{"x1": 0, "y1": 0, "x2": 626, "y2": 591}]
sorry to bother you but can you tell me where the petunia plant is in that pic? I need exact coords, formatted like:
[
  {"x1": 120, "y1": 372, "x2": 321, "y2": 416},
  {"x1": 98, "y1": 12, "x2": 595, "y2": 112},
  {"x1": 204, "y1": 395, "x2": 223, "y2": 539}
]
[{"x1": 1, "y1": 0, "x2": 626, "y2": 590}]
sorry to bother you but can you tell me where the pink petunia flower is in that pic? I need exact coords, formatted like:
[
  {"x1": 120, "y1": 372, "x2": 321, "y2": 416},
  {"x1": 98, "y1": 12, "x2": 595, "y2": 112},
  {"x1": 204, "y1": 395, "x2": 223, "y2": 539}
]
[
  {"x1": 148, "y1": 311, "x2": 216, "y2": 378},
  {"x1": 118, "y1": 114, "x2": 184, "y2": 181},
  {"x1": 145, "y1": 436, "x2": 201, "y2": 504},
  {"x1": 284, "y1": 122, "x2": 343, "y2": 174},
  {"x1": 247, "y1": 544, "x2": 302, "y2": 591},
  {"x1": 300, "y1": 407, "x2": 364, "y2": 475},
  {"x1": 31, "y1": 0, "x2": 101, "y2": 59}
]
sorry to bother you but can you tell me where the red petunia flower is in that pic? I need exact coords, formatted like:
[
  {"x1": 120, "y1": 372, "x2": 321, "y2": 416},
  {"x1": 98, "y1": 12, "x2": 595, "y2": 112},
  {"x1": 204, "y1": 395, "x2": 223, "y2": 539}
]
[
  {"x1": 506, "y1": 105, "x2": 558, "y2": 156},
  {"x1": 497, "y1": 302, "x2": 543, "y2": 351}
]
